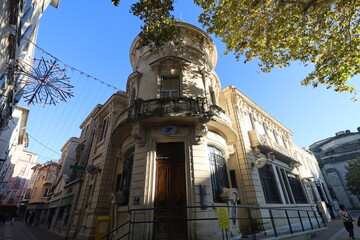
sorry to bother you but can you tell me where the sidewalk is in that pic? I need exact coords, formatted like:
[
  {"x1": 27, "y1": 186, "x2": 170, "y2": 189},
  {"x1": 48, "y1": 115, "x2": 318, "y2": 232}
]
[
  {"x1": 312, "y1": 210, "x2": 360, "y2": 240},
  {"x1": 0, "y1": 220, "x2": 64, "y2": 240}
]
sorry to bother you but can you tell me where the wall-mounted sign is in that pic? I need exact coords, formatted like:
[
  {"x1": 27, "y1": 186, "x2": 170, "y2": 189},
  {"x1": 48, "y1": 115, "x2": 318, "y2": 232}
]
[
  {"x1": 217, "y1": 207, "x2": 230, "y2": 229},
  {"x1": 160, "y1": 126, "x2": 177, "y2": 136}
]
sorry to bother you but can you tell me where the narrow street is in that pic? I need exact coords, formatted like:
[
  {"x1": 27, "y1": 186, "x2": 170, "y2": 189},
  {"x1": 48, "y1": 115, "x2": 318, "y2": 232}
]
[
  {"x1": 1, "y1": 211, "x2": 360, "y2": 240},
  {"x1": 0, "y1": 220, "x2": 64, "y2": 240}
]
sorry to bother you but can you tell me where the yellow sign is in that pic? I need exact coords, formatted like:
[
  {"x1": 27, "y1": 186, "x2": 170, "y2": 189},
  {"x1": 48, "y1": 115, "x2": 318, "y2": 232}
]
[
  {"x1": 217, "y1": 207, "x2": 230, "y2": 229},
  {"x1": 95, "y1": 216, "x2": 110, "y2": 240}
]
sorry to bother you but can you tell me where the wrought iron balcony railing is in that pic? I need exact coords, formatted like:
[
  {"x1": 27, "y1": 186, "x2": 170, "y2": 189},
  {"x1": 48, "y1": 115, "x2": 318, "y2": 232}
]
[{"x1": 115, "y1": 97, "x2": 231, "y2": 127}]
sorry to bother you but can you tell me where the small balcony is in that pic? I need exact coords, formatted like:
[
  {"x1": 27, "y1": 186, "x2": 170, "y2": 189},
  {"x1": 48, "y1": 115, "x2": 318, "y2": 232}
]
[{"x1": 115, "y1": 97, "x2": 230, "y2": 127}]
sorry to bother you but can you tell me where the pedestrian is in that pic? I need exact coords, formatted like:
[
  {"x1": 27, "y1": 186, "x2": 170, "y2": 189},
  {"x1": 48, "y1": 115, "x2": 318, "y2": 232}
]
[
  {"x1": 10, "y1": 212, "x2": 16, "y2": 225},
  {"x1": 357, "y1": 216, "x2": 360, "y2": 227},
  {"x1": 3, "y1": 212, "x2": 8, "y2": 224},
  {"x1": 25, "y1": 211, "x2": 30, "y2": 226},
  {"x1": 339, "y1": 204, "x2": 355, "y2": 239},
  {"x1": 28, "y1": 211, "x2": 35, "y2": 226}
]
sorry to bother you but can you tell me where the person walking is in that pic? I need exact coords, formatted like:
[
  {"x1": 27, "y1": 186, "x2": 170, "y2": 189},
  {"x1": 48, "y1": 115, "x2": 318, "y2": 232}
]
[
  {"x1": 28, "y1": 211, "x2": 35, "y2": 226},
  {"x1": 10, "y1": 212, "x2": 16, "y2": 225},
  {"x1": 339, "y1": 204, "x2": 355, "y2": 239}
]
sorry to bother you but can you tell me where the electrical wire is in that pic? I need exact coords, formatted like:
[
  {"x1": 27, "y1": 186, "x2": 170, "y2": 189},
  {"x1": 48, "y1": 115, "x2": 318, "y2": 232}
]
[{"x1": 0, "y1": 16, "x2": 121, "y2": 92}]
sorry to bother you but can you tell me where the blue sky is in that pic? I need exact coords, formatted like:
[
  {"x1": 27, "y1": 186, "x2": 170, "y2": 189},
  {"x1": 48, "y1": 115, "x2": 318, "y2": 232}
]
[{"x1": 20, "y1": 0, "x2": 360, "y2": 163}]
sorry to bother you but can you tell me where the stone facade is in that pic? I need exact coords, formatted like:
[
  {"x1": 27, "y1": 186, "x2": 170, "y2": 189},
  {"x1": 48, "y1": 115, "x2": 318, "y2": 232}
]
[
  {"x1": 25, "y1": 160, "x2": 60, "y2": 225},
  {"x1": 42, "y1": 137, "x2": 79, "y2": 236},
  {"x1": 310, "y1": 129, "x2": 360, "y2": 209}
]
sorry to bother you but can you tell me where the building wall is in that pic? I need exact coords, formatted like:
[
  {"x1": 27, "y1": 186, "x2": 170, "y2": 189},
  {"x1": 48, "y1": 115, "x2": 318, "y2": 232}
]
[
  {"x1": 69, "y1": 22, "x2": 331, "y2": 239},
  {"x1": 310, "y1": 130, "x2": 360, "y2": 209},
  {"x1": 221, "y1": 86, "x2": 334, "y2": 229},
  {"x1": 0, "y1": 0, "x2": 58, "y2": 129},
  {"x1": 0, "y1": 106, "x2": 31, "y2": 205},
  {"x1": 26, "y1": 161, "x2": 60, "y2": 225},
  {"x1": 1, "y1": 149, "x2": 37, "y2": 210}
]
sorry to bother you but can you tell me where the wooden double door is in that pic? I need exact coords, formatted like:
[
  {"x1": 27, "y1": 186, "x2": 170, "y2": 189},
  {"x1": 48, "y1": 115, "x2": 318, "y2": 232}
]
[{"x1": 154, "y1": 142, "x2": 187, "y2": 239}]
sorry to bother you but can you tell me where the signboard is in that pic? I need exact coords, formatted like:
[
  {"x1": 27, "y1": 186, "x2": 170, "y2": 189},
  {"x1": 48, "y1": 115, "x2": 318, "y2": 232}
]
[
  {"x1": 70, "y1": 163, "x2": 85, "y2": 171},
  {"x1": 217, "y1": 207, "x2": 230, "y2": 229}
]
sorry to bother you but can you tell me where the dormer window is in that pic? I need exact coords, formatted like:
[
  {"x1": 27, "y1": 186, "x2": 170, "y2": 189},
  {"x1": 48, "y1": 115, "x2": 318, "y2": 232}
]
[{"x1": 161, "y1": 76, "x2": 179, "y2": 98}]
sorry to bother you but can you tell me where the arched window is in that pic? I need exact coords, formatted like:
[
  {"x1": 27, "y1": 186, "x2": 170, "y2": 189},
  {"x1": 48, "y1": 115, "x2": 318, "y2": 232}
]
[{"x1": 208, "y1": 146, "x2": 229, "y2": 202}]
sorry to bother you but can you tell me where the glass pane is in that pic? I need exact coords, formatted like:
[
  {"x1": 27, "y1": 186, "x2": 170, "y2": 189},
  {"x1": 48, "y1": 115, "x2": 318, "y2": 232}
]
[{"x1": 163, "y1": 78, "x2": 179, "y2": 90}]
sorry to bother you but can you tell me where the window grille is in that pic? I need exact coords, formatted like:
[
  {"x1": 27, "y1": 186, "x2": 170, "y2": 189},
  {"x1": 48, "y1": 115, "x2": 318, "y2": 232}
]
[
  {"x1": 287, "y1": 174, "x2": 307, "y2": 203},
  {"x1": 119, "y1": 147, "x2": 134, "y2": 205},
  {"x1": 258, "y1": 165, "x2": 281, "y2": 203},
  {"x1": 208, "y1": 146, "x2": 229, "y2": 203}
]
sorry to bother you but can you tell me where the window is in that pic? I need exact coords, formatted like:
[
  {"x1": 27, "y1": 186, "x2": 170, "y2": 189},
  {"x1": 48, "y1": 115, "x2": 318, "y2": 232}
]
[
  {"x1": 86, "y1": 184, "x2": 93, "y2": 208},
  {"x1": 208, "y1": 146, "x2": 229, "y2": 202},
  {"x1": 258, "y1": 165, "x2": 281, "y2": 203},
  {"x1": 229, "y1": 170, "x2": 238, "y2": 189},
  {"x1": 210, "y1": 88, "x2": 216, "y2": 105},
  {"x1": 130, "y1": 88, "x2": 136, "y2": 105},
  {"x1": 115, "y1": 174, "x2": 122, "y2": 192},
  {"x1": 161, "y1": 77, "x2": 179, "y2": 98},
  {"x1": 119, "y1": 148, "x2": 134, "y2": 205},
  {"x1": 82, "y1": 124, "x2": 89, "y2": 139},
  {"x1": 42, "y1": 188, "x2": 50, "y2": 197},
  {"x1": 0, "y1": 75, "x2": 6, "y2": 96},
  {"x1": 19, "y1": 164, "x2": 27, "y2": 176},
  {"x1": 20, "y1": 4, "x2": 34, "y2": 28},
  {"x1": 99, "y1": 118, "x2": 109, "y2": 141},
  {"x1": 287, "y1": 174, "x2": 307, "y2": 203},
  {"x1": 278, "y1": 167, "x2": 294, "y2": 204},
  {"x1": 20, "y1": 25, "x2": 34, "y2": 45},
  {"x1": 24, "y1": 189, "x2": 30, "y2": 199},
  {"x1": 14, "y1": 177, "x2": 21, "y2": 189},
  {"x1": 262, "y1": 165, "x2": 308, "y2": 205}
]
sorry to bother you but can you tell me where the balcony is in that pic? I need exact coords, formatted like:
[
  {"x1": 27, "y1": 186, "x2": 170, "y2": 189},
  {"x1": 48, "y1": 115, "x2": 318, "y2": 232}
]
[
  {"x1": 250, "y1": 131, "x2": 299, "y2": 165},
  {"x1": 272, "y1": 141, "x2": 290, "y2": 156},
  {"x1": 116, "y1": 97, "x2": 228, "y2": 127}
]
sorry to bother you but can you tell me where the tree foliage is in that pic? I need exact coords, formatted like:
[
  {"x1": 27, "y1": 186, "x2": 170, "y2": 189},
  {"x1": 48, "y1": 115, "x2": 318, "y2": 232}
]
[
  {"x1": 112, "y1": 0, "x2": 360, "y2": 93},
  {"x1": 345, "y1": 157, "x2": 360, "y2": 196},
  {"x1": 112, "y1": 0, "x2": 179, "y2": 49}
]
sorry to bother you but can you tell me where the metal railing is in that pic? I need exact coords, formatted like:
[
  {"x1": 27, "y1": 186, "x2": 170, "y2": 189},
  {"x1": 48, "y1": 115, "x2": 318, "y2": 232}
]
[
  {"x1": 101, "y1": 204, "x2": 326, "y2": 240},
  {"x1": 115, "y1": 97, "x2": 208, "y2": 126}
]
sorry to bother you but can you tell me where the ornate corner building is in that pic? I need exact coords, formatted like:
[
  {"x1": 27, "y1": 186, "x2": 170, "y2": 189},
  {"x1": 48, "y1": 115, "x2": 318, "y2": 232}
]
[{"x1": 64, "y1": 22, "x2": 333, "y2": 240}]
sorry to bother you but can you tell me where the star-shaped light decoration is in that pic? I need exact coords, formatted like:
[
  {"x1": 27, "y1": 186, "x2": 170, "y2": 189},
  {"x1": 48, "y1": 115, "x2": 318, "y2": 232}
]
[{"x1": 12, "y1": 57, "x2": 74, "y2": 106}]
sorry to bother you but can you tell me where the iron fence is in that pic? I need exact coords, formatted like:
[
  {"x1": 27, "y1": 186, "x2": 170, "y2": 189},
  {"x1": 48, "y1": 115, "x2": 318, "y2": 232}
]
[{"x1": 101, "y1": 204, "x2": 326, "y2": 240}]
